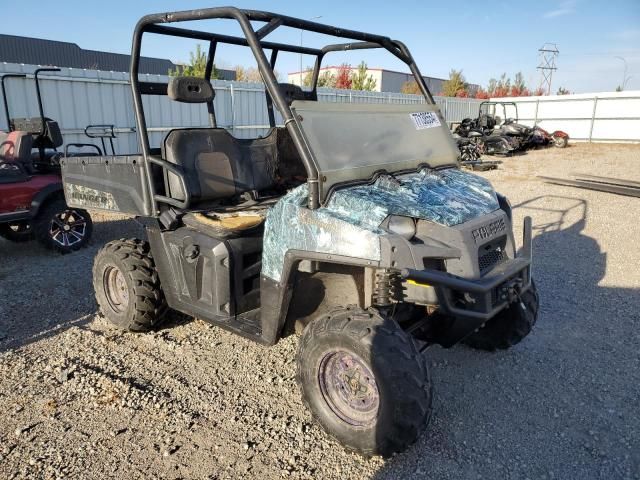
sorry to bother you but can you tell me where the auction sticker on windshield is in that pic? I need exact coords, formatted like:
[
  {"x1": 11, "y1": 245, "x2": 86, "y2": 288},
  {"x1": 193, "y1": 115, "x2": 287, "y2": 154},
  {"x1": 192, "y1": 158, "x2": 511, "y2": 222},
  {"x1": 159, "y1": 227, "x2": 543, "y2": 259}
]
[{"x1": 409, "y1": 111, "x2": 441, "y2": 130}]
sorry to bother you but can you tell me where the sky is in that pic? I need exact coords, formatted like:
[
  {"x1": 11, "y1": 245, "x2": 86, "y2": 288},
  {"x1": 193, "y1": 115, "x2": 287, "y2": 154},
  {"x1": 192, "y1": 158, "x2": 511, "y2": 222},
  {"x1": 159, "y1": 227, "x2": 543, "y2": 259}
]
[{"x1": 3, "y1": 0, "x2": 640, "y2": 94}]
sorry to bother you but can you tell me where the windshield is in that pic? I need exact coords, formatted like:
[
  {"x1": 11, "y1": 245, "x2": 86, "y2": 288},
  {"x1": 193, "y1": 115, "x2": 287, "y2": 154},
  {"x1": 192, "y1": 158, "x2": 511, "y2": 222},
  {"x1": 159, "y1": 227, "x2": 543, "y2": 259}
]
[{"x1": 291, "y1": 101, "x2": 459, "y2": 199}]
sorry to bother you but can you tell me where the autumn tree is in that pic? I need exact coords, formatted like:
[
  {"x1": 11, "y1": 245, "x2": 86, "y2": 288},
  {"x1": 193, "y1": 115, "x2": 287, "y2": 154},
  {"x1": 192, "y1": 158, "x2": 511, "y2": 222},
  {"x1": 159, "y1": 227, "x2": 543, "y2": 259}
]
[
  {"x1": 169, "y1": 44, "x2": 220, "y2": 78},
  {"x1": 350, "y1": 62, "x2": 376, "y2": 91},
  {"x1": 441, "y1": 69, "x2": 468, "y2": 97},
  {"x1": 474, "y1": 87, "x2": 491, "y2": 99},
  {"x1": 509, "y1": 72, "x2": 529, "y2": 96},
  {"x1": 335, "y1": 64, "x2": 353, "y2": 89},
  {"x1": 401, "y1": 80, "x2": 421, "y2": 95}
]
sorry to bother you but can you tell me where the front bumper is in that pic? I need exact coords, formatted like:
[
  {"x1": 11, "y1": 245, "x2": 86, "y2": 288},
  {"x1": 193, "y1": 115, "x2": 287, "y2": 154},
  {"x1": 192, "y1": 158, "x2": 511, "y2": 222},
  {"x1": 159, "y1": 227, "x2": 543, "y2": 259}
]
[{"x1": 401, "y1": 216, "x2": 533, "y2": 344}]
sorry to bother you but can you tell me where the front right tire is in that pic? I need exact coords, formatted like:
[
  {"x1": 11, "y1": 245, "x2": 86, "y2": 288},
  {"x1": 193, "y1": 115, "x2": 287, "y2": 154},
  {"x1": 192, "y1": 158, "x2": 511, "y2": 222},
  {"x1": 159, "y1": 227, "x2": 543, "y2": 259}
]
[
  {"x1": 93, "y1": 238, "x2": 167, "y2": 332},
  {"x1": 297, "y1": 307, "x2": 432, "y2": 457}
]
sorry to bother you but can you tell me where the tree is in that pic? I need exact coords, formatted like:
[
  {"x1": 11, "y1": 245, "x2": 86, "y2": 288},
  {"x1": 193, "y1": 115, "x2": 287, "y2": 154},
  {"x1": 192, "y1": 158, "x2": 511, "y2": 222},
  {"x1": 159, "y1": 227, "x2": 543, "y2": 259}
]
[
  {"x1": 235, "y1": 66, "x2": 262, "y2": 83},
  {"x1": 615, "y1": 85, "x2": 623, "y2": 92},
  {"x1": 235, "y1": 65, "x2": 247, "y2": 81},
  {"x1": 474, "y1": 87, "x2": 491, "y2": 99},
  {"x1": 556, "y1": 86, "x2": 571, "y2": 95},
  {"x1": 509, "y1": 72, "x2": 529, "y2": 97},
  {"x1": 401, "y1": 80, "x2": 422, "y2": 95},
  {"x1": 350, "y1": 62, "x2": 376, "y2": 91},
  {"x1": 301, "y1": 67, "x2": 335, "y2": 88},
  {"x1": 441, "y1": 69, "x2": 468, "y2": 97},
  {"x1": 317, "y1": 70, "x2": 336, "y2": 88},
  {"x1": 492, "y1": 73, "x2": 511, "y2": 97},
  {"x1": 236, "y1": 65, "x2": 281, "y2": 83},
  {"x1": 335, "y1": 64, "x2": 353, "y2": 89},
  {"x1": 169, "y1": 44, "x2": 220, "y2": 78}
]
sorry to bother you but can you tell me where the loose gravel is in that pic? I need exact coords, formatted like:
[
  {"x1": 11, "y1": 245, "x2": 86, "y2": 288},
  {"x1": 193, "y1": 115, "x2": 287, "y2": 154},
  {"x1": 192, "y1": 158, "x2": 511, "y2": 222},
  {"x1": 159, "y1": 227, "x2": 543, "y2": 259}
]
[{"x1": 0, "y1": 143, "x2": 639, "y2": 479}]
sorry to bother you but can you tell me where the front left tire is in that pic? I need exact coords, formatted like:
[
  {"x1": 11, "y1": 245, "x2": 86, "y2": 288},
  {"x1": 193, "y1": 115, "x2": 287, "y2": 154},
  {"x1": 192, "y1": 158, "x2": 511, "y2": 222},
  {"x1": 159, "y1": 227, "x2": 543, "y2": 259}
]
[{"x1": 296, "y1": 307, "x2": 432, "y2": 457}]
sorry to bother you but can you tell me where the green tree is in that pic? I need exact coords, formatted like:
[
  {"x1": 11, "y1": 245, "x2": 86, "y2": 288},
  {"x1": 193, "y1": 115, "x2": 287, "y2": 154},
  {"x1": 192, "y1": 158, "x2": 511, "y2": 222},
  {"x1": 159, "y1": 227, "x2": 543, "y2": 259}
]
[
  {"x1": 441, "y1": 69, "x2": 468, "y2": 97},
  {"x1": 615, "y1": 85, "x2": 623, "y2": 92},
  {"x1": 301, "y1": 68, "x2": 336, "y2": 88},
  {"x1": 556, "y1": 86, "x2": 571, "y2": 95},
  {"x1": 169, "y1": 44, "x2": 220, "y2": 78},
  {"x1": 350, "y1": 62, "x2": 377, "y2": 91}
]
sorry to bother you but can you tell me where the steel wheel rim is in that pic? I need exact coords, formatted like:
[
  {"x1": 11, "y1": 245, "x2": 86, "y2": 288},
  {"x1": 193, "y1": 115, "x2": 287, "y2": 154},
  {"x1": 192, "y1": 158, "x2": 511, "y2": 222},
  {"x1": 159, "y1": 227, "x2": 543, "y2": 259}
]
[
  {"x1": 318, "y1": 350, "x2": 380, "y2": 427},
  {"x1": 103, "y1": 265, "x2": 129, "y2": 313},
  {"x1": 49, "y1": 209, "x2": 87, "y2": 247}
]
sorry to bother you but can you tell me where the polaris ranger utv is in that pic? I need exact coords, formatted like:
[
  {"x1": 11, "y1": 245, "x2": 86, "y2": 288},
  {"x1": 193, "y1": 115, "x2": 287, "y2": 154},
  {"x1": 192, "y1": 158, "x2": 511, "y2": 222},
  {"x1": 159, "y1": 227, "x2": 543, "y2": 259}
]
[{"x1": 61, "y1": 8, "x2": 538, "y2": 457}]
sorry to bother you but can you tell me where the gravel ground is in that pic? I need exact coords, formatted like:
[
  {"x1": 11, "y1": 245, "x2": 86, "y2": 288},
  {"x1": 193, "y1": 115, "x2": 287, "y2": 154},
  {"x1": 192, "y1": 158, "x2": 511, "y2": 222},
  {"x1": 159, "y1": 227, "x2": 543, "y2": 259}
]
[{"x1": 1, "y1": 143, "x2": 639, "y2": 479}]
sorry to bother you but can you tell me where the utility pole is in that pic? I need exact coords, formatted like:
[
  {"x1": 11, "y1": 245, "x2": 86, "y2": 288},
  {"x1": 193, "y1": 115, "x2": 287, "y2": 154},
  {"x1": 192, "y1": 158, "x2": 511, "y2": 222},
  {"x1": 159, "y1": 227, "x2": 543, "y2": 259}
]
[
  {"x1": 614, "y1": 56, "x2": 632, "y2": 90},
  {"x1": 300, "y1": 15, "x2": 322, "y2": 86},
  {"x1": 537, "y1": 43, "x2": 559, "y2": 95}
]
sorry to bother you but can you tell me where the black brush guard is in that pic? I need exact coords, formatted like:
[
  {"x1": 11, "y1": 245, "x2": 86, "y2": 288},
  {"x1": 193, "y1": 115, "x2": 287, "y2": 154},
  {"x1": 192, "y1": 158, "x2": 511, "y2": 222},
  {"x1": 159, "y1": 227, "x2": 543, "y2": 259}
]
[{"x1": 401, "y1": 217, "x2": 533, "y2": 346}]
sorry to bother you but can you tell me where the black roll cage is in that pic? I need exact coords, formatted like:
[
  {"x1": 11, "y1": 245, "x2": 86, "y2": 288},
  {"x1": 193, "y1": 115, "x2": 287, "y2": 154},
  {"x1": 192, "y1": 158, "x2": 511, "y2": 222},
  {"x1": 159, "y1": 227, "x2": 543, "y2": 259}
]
[
  {"x1": 478, "y1": 101, "x2": 519, "y2": 123},
  {"x1": 2, "y1": 68, "x2": 61, "y2": 135},
  {"x1": 130, "y1": 7, "x2": 435, "y2": 211}
]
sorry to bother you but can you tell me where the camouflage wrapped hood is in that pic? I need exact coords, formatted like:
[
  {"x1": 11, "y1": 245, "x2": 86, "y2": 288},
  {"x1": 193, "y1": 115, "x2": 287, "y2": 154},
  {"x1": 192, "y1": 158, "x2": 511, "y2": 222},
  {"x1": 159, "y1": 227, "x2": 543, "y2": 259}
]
[
  {"x1": 326, "y1": 167, "x2": 499, "y2": 229},
  {"x1": 262, "y1": 167, "x2": 499, "y2": 282}
]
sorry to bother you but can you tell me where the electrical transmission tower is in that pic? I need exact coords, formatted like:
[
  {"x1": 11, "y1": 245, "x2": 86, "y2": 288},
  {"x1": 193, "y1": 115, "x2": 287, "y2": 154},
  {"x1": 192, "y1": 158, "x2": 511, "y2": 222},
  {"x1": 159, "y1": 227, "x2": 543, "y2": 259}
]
[{"x1": 537, "y1": 43, "x2": 559, "y2": 95}]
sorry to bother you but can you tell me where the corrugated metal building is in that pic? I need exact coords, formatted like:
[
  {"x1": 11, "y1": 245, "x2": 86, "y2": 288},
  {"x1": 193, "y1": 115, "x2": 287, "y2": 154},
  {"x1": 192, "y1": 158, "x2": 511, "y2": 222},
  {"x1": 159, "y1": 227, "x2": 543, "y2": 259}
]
[{"x1": 0, "y1": 34, "x2": 236, "y2": 79}]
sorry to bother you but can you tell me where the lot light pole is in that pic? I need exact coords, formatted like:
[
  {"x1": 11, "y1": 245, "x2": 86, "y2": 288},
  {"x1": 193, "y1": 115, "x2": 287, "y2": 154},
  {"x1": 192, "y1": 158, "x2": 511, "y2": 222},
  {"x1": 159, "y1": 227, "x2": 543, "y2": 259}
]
[
  {"x1": 300, "y1": 15, "x2": 322, "y2": 86},
  {"x1": 614, "y1": 56, "x2": 631, "y2": 90}
]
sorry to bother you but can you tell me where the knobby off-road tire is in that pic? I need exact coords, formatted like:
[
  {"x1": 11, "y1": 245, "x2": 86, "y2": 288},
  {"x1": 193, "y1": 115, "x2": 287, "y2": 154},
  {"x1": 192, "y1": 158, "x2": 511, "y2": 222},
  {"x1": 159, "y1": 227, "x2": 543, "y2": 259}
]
[
  {"x1": 93, "y1": 238, "x2": 167, "y2": 332},
  {"x1": 297, "y1": 306, "x2": 432, "y2": 457},
  {"x1": 0, "y1": 222, "x2": 34, "y2": 242},
  {"x1": 553, "y1": 135, "x2": 569, "y2": 148},
  {"x1": 33, "y1": 197, "x2": 92, "y2": 253},
  {"x1": 463, "y1": 280, "x2": 539, "y2": 351}
]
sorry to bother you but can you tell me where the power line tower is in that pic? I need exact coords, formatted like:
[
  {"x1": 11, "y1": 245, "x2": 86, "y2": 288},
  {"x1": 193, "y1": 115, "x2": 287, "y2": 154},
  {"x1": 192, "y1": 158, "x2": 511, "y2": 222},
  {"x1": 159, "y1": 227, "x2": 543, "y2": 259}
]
[{"x1": 537, "y1": 43, "x2": 559, "y2": 95}]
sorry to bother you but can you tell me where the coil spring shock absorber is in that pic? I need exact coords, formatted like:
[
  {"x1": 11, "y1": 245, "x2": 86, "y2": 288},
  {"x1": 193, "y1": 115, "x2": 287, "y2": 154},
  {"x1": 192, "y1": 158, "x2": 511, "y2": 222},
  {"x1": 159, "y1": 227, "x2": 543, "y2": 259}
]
[{"x1": 373, "y1": 268, "x2": 403, "y2": 307}]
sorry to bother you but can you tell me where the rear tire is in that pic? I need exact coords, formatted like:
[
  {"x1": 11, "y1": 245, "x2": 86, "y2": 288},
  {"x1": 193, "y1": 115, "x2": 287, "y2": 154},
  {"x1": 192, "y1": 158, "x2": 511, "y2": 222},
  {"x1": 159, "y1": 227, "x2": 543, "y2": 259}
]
[
  {"x1": 463, "y1": 280, "x2": 539, "y2": 351},
  {"x1": 297, "y1": 307, "x2": 432, "y2": 457},
  {"x1": 33, "y1": 198, "x2": 92, "y2": 253},
  {"x1": 93, "y1": 238, "x2": 167, "y2": 332},
  {"x1": 553, "y1": 135, "x2": 568, "y2": 148},
  {"x1": 0, "y1": 222, "x2": 34, "y2": 242}
]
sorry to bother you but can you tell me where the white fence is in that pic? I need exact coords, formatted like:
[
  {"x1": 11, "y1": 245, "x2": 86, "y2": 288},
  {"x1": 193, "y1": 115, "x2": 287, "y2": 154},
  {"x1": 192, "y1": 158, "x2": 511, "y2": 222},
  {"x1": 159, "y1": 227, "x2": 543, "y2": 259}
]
[
  {"x1": 1, "y1": 62, "x2": 483, "y2": 154},
  {"x1": 490, "y1": 92, "x2": 640, "y2": 142}
]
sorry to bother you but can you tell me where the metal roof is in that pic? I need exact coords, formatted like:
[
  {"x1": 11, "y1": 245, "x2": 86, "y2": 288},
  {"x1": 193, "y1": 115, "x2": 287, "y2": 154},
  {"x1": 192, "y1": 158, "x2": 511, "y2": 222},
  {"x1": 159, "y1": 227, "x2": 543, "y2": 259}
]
[{"x1": 0, "y1": 34, "x2": 235, "y2": 79}]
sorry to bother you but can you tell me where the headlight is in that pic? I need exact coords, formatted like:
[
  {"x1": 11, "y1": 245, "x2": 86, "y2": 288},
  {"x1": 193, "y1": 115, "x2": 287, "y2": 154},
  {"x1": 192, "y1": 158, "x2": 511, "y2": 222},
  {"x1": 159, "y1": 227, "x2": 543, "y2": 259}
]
[{"x1": 384, "y1": 215, "x2": 416, "y2": 240}]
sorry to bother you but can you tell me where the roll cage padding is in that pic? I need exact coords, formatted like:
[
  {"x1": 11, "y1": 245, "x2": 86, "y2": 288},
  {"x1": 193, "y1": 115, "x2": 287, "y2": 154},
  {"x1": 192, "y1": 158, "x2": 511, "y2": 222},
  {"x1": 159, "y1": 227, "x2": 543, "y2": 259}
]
[{"x1": 167, "y1": 76, "x2": 215, "y2": 103}]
